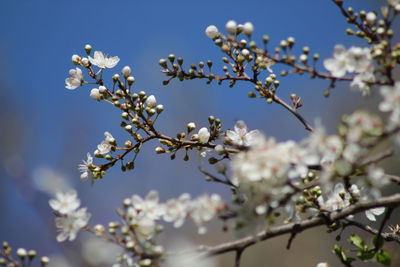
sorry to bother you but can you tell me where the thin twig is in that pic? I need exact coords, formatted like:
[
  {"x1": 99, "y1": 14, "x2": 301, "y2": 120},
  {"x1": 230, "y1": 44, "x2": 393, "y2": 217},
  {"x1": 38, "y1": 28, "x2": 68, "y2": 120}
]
[{"x1": 344, "y1": 219, "x2": 400, "y2": 244}]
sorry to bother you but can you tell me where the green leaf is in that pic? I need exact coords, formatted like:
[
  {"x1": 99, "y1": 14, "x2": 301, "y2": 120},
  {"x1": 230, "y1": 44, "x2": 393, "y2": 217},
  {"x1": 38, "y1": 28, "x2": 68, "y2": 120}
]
[
  {"x1": 376, "y1": 251, "x2": 391, "y2": 267},
  {"x1": 348, "y1": 233, "x2": 365, "y2": 249},
  {"x1": 357, "y1": 249, "x2": 376, "y2": 261}
]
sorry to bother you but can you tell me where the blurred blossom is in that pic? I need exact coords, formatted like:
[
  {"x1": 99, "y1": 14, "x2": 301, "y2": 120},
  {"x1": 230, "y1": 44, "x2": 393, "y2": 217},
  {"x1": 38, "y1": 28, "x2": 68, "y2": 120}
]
[
  {"x1": 47, "y1": 255, "x2": 73, "y2": 267},
  {"x1": 32, "y1": 166, "x2": 71, "y2": 196},
  {"x1": 164, "y1": 238, "x2": 218, "y2": 267},
  {"x1": 82, "y1": 236, "x2": 122, "y2": 266}
]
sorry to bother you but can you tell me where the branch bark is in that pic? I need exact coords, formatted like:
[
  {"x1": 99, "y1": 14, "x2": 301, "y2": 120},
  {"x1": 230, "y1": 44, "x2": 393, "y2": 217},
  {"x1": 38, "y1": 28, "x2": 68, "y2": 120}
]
[{"x1": 195, "y1": 193, "x2": 400, "y2": 257}]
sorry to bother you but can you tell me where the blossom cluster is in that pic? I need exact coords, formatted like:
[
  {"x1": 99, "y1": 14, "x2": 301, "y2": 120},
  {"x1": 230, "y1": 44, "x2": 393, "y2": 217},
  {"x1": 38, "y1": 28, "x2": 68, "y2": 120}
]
[
  {"x1": 49, "y1": 190, "x2": 91, "y2": 242},
  {"x1": 57, "y1": 5, "x2": 400, "y2": 265},
  {"x1": 324, "y1": 45, "x2": 375, "y2": 95}
]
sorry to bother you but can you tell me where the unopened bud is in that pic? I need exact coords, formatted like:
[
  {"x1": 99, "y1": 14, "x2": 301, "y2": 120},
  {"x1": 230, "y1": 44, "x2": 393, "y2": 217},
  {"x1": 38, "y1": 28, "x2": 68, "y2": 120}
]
[
  {"x1": 72, "y1": 54, "x2": 81, "y2": 64},
  {"x1": 155, "y1": 147, "x2": 166, "y2": 154},
  {"x1": 84, "y1": 44, "x2": 92, "y2": 54},
  {"x1": 122, "y1": 66, "x2": 132, "y2": 78}
]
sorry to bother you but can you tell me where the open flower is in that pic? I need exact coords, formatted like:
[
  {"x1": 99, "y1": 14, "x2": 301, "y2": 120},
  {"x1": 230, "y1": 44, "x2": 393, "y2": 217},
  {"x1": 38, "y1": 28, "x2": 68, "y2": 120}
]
[
  {"x1": 163, "y1": 193, "x2": 191, "y2": 228},
  {"x1": 131, "y1": 190, "x2": 164, "y2": 220},
  {"x1": 89, "y1": 51, "x2": 120, "y2": 69},
  {"x1": 96, "y1": 132, "x2": 115, "y2": 155},
  {"x1": 323, "y1": 45, "x2": 349, "y2": 78},
  {"x1": 225, "y1": 120, "x2": 261, "y2": 146},
  {"x1": 49, "y1": 190, "x2": 80, "y2": 215},
  {"x1": 55, "y1": 208, "x2": 91, "y2": 242},
  {"x1": 65, "y1": 68, "x2": 83, "y2": 90},
  {"x1": 78, "y1": 153, "x2": 93, "y2": 181}
]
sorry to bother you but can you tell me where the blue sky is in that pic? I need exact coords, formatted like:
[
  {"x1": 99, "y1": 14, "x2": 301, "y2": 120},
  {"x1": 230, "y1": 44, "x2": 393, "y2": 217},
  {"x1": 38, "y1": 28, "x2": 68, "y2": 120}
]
[{"x1": 0, "y1": 0, "x2": 383, "y2": 265}]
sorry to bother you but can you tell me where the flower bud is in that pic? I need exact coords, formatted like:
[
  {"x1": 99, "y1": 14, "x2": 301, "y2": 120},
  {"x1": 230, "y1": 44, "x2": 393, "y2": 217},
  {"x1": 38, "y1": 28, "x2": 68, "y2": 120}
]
[
  {"x1": 299, "y1": 54, "x2": 308, "y2": 63},
  {"x1": 112, "y1": 74, "x2": 120, "y2": 81},
  {"x1": 81, "y1": 57, "x2": 89, "y2": 66},
  {"x1": 366, "y1": 12, "x2": 376, "y2": 24},
  {"x1": 121, "y1": 66, "x2": 132, "y2": 78},
  {"x1": 145, "y1": 95, "x2": 157, "y2": 108},
  {"x1": 72, "y1": 54, "x2": 81, "y2": 64},
  {"x1": 126, "y1": 76, "x2": 135, "y2": 86},
  {"x1": 215, "y1": 144, "x2": 225, "y2": 155},
  {"x1": 94, "y1": 224, "x2": 105, "y2": 234},
  {"x1": 205, "y1": 25, "x2": 219, "y2": 38},
  {"x1": 98, "y1": 85, "x2": 107, "y2": 93},
  {"x1": 90, "y1": 88, "x2": 101, "y2": 100},
  {"x1": 226, "y1": 20, "x2": 237, "y2": 34},
  {"x1": 17, "y1": 248, "x2": 27, "y2": 258},
  {"x1": 156, "y1": 104, "x2": 164, "y2": 113},
  {"x1": 155, "y1": 147, "x2": 166, "y2": 154},
  {"x1": 41, "y1": 256, "x2": 50, "y2": 265},
  {"x1": 160, "y1": 59, "x2": 169, "y2": 70},
  {"x1": 28, "y1": 250, "x2": 36, "y2": 260},
  {"x1": 84, "y1": 44, "x2": 92, "y2": 54},
  {"x1": 187, "y1": 122, "x2": 196, "y2": 132},
  {"x1": 243, "y1": 22, "x2": 254, "y2": 36},
  {"x1": 242, "y1": 49, "x2": 250, "y2": 57},
  {"x1": 198, "y1": 127, "x2": 210, "y2": 143},
  {"x1": 125, "y1": 125, "x2": 132, "y2": 131}
]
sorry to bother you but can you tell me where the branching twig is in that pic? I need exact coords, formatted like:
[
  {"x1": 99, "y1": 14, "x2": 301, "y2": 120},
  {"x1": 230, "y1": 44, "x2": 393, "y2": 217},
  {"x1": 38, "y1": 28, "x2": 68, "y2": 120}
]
[
  {"x1": 193, "y1": 193, "x2": 400, "y2": 258},
  {"x1": 344, "y1": 219, "x2": 400, "y2": 244}
]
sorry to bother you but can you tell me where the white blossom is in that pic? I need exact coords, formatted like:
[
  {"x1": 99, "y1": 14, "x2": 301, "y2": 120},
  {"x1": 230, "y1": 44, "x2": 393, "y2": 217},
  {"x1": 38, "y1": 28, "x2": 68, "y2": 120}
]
[
  {"x1": 49, "y1": 190, "x2": 80, "y2": 215},
  {"x1": 198, "y1": 127, "x2": 210, "y2": 143},
  {"x1": 89, "y1": 51, "x2": 120, "y2": 69},
  {"x1": 131, "y1": 190, "x2": 164, "y2": 220},
  {"x1": 96, "y1": 131, "x2": 115, "y2": 155},
  {"x1": 319, "y1": 183, "x2": 350, "y2": 211},
  {"x1": 190, "y1": 194, "x2": 223, "y2": 234},
  {"x1": 65, "y1": 68, "x2": 83, "y2": 90},
  {"x1": 379, "y1": 81, "x2": 400, "y2": 129},
  {"x1": 126, "y1": 206, "x2": 157, "y2": 239},
  {"x1": 205, "y1": 25, "x2": 219, "y2": 39},
  {"x1": 324, "y1": 45, "x2": 373, "y2": 79},
  {"x1": 350, "y1": 65, "x2": 375, "y2": 96},
  {"x1": 82, "y1": 237, "x2": 122, "y2": 266},
  {"x1": 55, "y1": 207, "x2": 91, "y2": 242},
  {"x1": 365, "y1": 207, "x2": 385, "y2": 221},
  {"x1": 163, "y1": 193, "x2": 191, "y2": 228},
  {"x1": 231, "y1": 136, "x2": 298, "y2": 185},
  {"x1": 346, "y1": 47, "x2": 372, "y2": 73},
  {"x1": 225, "y1": 120, "x2": 261, "y2": 147},
  {"x1": 367, "y1": 165, "x2": 390, "y2": 188},
  {"x1": 323, "y1": 45, "x2": 349, "y2": 78},
  {"x1": 78, "y1": 153, "x2": 93, "y2": 181}
]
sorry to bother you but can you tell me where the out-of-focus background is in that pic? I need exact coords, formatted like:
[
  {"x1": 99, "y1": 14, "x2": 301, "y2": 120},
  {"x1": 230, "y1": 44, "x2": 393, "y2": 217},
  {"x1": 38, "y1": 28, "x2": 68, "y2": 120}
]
[{"x1": 0, "y1": 0, "x2": 398, "y2": 266}]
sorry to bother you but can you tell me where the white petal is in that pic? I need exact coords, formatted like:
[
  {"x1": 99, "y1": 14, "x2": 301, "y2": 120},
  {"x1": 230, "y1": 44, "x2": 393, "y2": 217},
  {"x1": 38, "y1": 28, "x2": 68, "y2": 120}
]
[
  {"x1": 370, "y1": 207, "x2": 385, "y2": 216},
  {"x1": 365, "y1": 210, "x2": 376, "y2": 221}
]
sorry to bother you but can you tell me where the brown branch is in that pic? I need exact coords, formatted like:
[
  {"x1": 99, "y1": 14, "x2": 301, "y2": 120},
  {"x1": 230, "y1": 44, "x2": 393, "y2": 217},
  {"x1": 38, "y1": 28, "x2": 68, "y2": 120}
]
[
  {"x1": 194, "y1": 193, "x2": 400, "y2": 257},
  {"x1": 344, "y1": 220, "x2": 400, "y2": 244}
]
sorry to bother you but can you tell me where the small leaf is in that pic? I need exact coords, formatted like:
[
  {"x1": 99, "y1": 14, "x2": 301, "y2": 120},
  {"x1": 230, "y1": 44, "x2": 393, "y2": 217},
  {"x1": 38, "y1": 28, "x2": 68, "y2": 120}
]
[
  {"x1": 376, "y1": 251, "x2": 391, "y2": 267},
  {"x1": 348, "y1": 233, "x2": 365, "y2": 249},
  {"x1": 357, "y1": 249, "x2": 376, "y2": 261}
]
